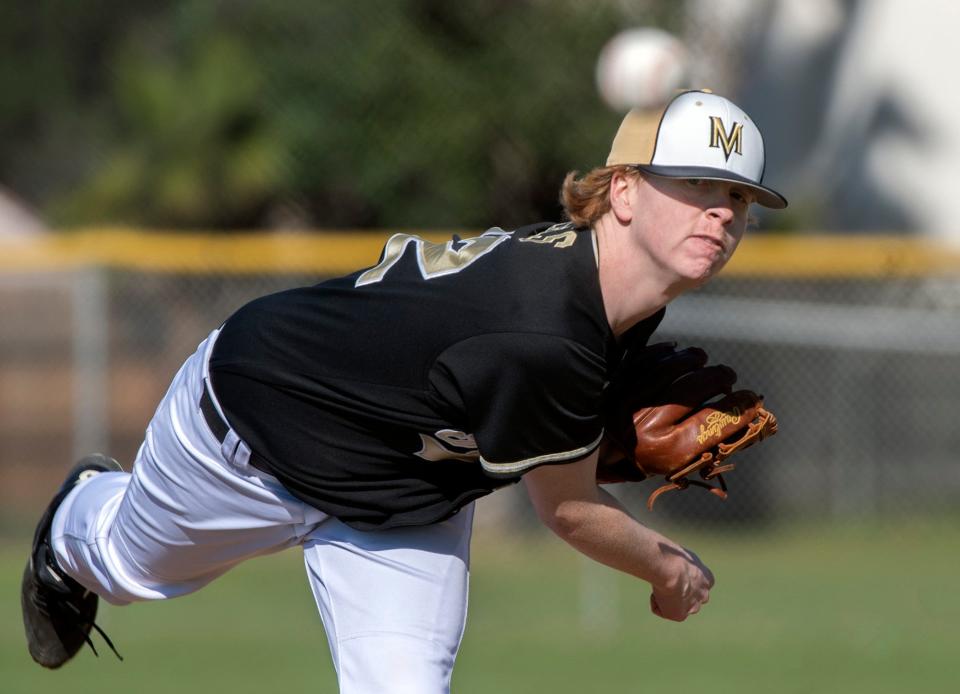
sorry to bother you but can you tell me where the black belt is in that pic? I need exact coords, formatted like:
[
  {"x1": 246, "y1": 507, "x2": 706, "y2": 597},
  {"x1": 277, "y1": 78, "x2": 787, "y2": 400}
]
[
  {"x1": 200, "y1": 385, "x2": 271, "y2": 475},
  {"x1": 200, "y1": 385, "x2": 230, "y2": 444}
]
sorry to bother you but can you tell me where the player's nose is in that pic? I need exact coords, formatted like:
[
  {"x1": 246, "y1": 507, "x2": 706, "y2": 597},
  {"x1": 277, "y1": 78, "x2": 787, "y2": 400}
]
[{"x1": 706, "y1": 193, "x2": 735, "y2": 226}]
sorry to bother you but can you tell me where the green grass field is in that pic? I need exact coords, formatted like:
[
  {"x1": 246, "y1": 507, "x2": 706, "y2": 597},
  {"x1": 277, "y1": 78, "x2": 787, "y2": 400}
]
[{"x1": 2, "y1": 518, "x2": 957, "y2": 694}]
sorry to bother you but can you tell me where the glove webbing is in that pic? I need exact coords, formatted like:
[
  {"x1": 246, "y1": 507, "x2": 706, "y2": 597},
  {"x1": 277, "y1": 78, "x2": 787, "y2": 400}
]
[{"x1": 647, "y1": 472, "x2": 731, "y2": 510}]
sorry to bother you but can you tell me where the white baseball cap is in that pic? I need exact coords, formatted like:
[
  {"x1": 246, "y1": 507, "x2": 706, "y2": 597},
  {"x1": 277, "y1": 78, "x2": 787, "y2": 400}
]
[{"x1": 606, "y1": 89, "x2": 787, "y2": 209}]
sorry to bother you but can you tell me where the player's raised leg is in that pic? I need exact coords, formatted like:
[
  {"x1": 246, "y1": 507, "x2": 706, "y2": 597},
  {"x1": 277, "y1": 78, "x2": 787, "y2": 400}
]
[{"x1": 22, "y1": 329, "x2": 330, "y2": 667}]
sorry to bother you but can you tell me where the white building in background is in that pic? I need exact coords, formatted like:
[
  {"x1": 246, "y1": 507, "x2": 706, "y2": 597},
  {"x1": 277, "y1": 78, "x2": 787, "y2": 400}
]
[
  {"x1": 683, "y1": 0, "x2": 960, "y2": 244},
  {"x1": 0, "y1": 186, "x2": 46, "y2": 239}
]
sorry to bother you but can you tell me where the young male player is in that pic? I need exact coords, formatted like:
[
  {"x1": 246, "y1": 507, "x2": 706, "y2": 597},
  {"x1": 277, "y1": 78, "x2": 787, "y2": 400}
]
[{"x1": 22, "y1": 90, "x2": 786, "y2": 692}]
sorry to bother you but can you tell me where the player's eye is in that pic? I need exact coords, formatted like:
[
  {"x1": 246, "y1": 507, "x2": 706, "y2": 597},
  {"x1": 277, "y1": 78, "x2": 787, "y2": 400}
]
[{"x1": 685, "y1": 178, "x2": 705, "y2": 186}]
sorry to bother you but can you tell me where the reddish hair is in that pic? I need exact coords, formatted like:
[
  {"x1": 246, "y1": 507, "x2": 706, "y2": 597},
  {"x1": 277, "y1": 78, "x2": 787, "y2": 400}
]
[{"x1": 560, "y1": 165, "x2": 640, "y2": 227}]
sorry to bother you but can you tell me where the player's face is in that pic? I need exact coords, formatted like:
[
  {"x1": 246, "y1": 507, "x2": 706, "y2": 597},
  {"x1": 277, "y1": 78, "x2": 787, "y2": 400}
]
[{"x1": 631, "y1": 175, "x2": 753, "y2": 286}]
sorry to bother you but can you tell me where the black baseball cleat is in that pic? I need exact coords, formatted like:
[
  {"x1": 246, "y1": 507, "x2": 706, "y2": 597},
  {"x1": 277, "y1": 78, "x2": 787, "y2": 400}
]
[{"x1": 21, "y1": 454, "x2": 124, "y2": 668}]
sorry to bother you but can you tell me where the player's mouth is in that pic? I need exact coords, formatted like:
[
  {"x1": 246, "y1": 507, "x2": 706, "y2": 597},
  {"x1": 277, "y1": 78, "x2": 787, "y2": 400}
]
[{"x1": 690, "y1": 234, "x2": 726, "y2": 256}]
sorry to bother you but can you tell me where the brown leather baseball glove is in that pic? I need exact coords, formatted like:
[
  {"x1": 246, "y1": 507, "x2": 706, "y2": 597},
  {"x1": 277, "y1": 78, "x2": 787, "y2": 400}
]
[{"x1": 597, "y1": 343, "x2": 778, "y2": 510}]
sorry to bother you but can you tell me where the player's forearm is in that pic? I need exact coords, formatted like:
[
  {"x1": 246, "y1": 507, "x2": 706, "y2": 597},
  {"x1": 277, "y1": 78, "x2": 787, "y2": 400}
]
[{"x1": 544, "y1": 487, "x2": 683, "y2": 587}]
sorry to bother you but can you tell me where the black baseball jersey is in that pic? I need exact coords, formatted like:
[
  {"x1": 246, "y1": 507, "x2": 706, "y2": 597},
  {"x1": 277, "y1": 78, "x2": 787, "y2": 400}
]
[{"x1": 209, "y1": 222, "x2": 661, "y2": 530}]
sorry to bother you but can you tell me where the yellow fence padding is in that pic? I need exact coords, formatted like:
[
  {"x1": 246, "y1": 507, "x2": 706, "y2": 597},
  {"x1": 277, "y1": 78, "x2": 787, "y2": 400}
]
[{"x1": 2, "y1": 228, "x2": 960, "y2": 278}]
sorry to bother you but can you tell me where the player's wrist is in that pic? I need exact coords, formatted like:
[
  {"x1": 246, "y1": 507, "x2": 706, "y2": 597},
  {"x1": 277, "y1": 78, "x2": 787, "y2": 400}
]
[{"x1": 647, "y1": 544, "x2": 692, "y2": 591}]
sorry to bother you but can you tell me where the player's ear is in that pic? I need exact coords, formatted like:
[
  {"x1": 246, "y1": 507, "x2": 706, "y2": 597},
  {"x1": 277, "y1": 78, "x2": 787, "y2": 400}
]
[{"x1": 609, "y1": 169, "x2": 636, "y2": 224}]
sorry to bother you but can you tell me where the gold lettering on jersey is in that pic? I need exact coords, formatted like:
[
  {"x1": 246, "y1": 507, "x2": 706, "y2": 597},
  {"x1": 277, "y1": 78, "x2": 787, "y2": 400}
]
[
  {"x1": 355, "y1": 234, "x2": 418, "y2": 286},
  {"x1": 709, "y1": 116, "x2": 744, "y2": 161},
  {"x1": 419, "y1": 234, "x2": 509, "y2": 276},
  {"x1": 695, "y1": 407, "x2": 742, "y2": 444},
  {"x1": 518, "y1": 229, "x2": 578, "y2": 248},
  {"x1": 415, "y1": 430, "x2": 480, "y2": 463},
  {"x1": 355, "y1": 231, "x2": 511, "y2": 287}
]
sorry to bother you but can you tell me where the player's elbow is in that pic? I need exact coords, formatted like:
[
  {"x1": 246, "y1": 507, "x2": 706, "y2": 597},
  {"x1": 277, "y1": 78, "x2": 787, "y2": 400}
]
[
  {"x1": 524, "y1": 453, "x2": 603, "y2": 539},
  {"x1": 535, "y1": 498, "x2": 593, "y2": 540}
]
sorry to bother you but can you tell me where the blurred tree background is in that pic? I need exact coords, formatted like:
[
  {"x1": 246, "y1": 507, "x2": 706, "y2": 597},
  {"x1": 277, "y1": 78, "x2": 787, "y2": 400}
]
[{"x1": 0, "y1": 0, "x2": 683, "y2": 231}]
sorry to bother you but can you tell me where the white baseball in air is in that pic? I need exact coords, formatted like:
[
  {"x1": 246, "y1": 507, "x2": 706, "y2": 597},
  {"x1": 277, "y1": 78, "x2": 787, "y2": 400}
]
[{"x1": 595, "y1": 28, "x2": 689, "y2": 111}]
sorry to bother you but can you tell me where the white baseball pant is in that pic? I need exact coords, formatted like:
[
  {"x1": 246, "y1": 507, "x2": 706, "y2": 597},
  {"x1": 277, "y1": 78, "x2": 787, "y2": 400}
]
[{"x1": 50, "y1": 329, "x2": 474, "y2": 693}]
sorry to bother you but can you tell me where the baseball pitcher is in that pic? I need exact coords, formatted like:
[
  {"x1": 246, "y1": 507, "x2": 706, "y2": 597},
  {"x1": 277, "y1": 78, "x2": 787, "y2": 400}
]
[{"x1": 22, "y1": 90, "x2": 785, "y2": 693}]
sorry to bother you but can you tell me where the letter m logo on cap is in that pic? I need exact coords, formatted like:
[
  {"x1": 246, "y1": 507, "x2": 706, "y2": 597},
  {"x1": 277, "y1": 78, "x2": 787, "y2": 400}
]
[{"x1": 709, "y1": 116, "x2": 743, "y2": 161}]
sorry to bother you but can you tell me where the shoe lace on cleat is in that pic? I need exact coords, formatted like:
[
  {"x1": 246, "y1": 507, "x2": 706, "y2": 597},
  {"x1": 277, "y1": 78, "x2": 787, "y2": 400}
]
[
  {"x1": 61, "y1": 596, "x2": 123, "y2": 661},
  {"x1": 34, "y1": 548, "x2": 123, "y2": 662}
]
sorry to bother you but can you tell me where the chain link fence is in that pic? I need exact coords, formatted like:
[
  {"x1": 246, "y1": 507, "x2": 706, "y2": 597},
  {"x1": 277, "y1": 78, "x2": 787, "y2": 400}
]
[{"x1": 3, "y1": 234, "x2": 959, "y2": 535}]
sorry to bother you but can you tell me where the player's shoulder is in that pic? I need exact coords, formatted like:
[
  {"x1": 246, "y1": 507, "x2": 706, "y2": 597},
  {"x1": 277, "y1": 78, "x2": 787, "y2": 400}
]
[{"x1": 499, "y1": 221, "x2": 595, "y2": 273}]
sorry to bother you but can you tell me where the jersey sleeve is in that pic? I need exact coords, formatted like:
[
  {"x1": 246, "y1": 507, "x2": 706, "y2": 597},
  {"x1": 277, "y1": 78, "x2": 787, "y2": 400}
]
[{"x1": 429, "y1": 332, "x2": 607, "y2": 478}]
